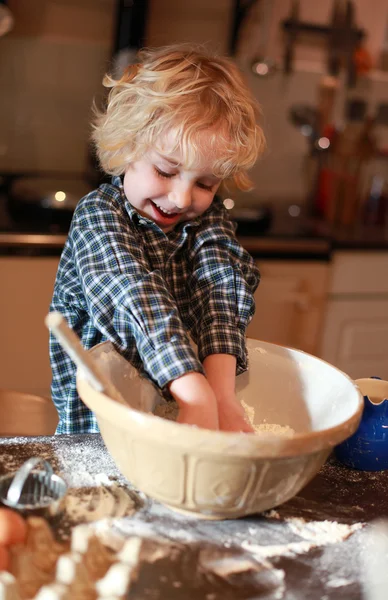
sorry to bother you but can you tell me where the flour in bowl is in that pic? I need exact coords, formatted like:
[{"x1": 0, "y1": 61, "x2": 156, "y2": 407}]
[
  {"x1": 154, "y1": 399, "x2": 295, "y2": 436},
  {"x1": 252, "y1": 422, "x2": 295, "y2": 436},
  {"x1": 154, "y1": 401, "x2": 179, "y2": 421},
  {"x1": 241, "y1": 399, "x2": 295, "y2": 437}
]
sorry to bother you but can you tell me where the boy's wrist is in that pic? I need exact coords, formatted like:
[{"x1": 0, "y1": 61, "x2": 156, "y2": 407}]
[
  {"x1": 203, "y1": 353, "x2": 237, "y2": 401},
  {"x1": 145, "y1": 342, "x2": 204, "y2": 389},
  {"x1": 198, "y1": 327, "x2": 247, "y2": 374},
  {"x1": 168, "y1": 371, "x2": 214, "y2": 407}
]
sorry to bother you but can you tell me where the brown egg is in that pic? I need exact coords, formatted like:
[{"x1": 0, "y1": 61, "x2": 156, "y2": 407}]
[
  {"x1": 0, "y1": 545, "x2": 9, "y2": 571},
  {"x1": 0, "y1": 508, "x2": 27, "y2": 545}
]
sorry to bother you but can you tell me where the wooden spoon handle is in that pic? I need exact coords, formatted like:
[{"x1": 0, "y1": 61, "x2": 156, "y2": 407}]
[{"x1": 45, "y1": 311, "x2": 126, "y2": 405}]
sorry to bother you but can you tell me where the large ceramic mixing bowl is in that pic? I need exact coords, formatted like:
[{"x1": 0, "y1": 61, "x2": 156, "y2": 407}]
[{"x1": 77, "y1": 339, "x2": 363, "y2": 519}]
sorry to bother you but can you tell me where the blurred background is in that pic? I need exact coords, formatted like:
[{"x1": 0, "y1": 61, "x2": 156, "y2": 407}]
[
  {"x1": 1, "y1": 0, "x2": 388, "y2": 397},
  {"x1": 0, "y1": 0, "x2": 387, "y2": 219}
]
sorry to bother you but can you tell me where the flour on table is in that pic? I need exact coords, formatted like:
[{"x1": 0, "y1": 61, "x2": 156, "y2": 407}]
[
  {"x1": 248, "y1": 511, "x2": 364, "y2": 560},
  {"x1": 200, "y1": 555, "x2": 260, "y2": 577},
  {"x1": 284, "y1": 516, "x2": 363, "y2": 544},
  {"x1": 326, "y1": 577, "x2": 353, "y2": 588},
  {"x1": 241, "y1": 522, "x2": 361, "y2": 560},
  {"x1": 63, "y1": 484, "x2": 135, "y2": 524}
]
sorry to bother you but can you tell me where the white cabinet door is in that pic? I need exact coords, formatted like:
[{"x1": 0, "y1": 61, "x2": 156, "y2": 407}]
[
  {"x1": 247, "y1": 261, "x2": 329, "y2": 356},
  {"x1": 247, "y1": 274, "x2": 302, "y2": 347},
  {"x1": 0, "y1": 257, "x2": 59, "y2": 397},
  {"x1": 320, "y1": 299, "x2": 388, "y2": 380}
]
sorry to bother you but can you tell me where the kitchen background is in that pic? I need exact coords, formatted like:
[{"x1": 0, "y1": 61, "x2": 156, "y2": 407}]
[{"x1": 1, "y1": 0, "x2": 388, "y2": 398}]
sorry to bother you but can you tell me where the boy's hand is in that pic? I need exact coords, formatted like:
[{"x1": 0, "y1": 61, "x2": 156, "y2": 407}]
[
  {"x1": 217, "y1": 394, "x2": 255, "y2": 433},
  {"x1": 203, "y1": 353, "x2": 255, "y2": 433},
  {"x1": 168, "y1": 372, "x2": 219, "y2": 430}
]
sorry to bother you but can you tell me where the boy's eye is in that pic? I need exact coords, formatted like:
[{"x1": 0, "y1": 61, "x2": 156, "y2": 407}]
[
  {"x1": 196, "y1": 182, "x2": 213, "y2": 191},
  {"x1": 154, "y1": 167, "x2": 174, "y2": 179},
  {"x1": 154, "y1": 167, "x2": 214, "y2": 191}
]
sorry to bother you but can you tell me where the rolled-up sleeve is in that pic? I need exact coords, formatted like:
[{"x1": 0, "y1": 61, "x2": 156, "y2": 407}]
[
  {"x1": 72, "y1": 200, "x2": 203, "y2": 388},
  {"x1": 188, "y1": 202, "x2": 260, "y2": 374}
]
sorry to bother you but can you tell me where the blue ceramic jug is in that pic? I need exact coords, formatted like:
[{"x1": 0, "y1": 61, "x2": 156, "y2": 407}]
[{"x1": 335, "y1": 377, "x2": 388, "y2": 471}]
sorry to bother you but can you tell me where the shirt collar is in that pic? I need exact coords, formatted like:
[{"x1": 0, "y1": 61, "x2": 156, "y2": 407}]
[{"x1": 111, "y1": 176, "x2": 140, "y2": 223}]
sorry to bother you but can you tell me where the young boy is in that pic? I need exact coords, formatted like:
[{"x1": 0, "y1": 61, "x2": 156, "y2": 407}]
[{"x1": 49, "y1": 44, "x2": 265, "y2": 435}]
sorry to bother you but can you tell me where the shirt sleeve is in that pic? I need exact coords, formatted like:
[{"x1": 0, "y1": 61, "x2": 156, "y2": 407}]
[
  {"x1": 187, "y1": 199, "x2": 260, "y2": 374},
  {"x1": 71, "y1": 193, "x2": 203, "y2": 388}
]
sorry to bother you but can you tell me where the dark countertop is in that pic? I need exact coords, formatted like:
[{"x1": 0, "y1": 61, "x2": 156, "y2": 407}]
[
  {"x1": 0, "y1": 434, "x2": 387, "y2": 599},
  {"x1": 0, "y1": 230, "x2": 333, "y2": 260},
  {"x1": 1, "y1": 227, "x2": 387, "y2": 259},
  {"x1": 239, "y1": 214, "x2": 388, "y2": 259}
]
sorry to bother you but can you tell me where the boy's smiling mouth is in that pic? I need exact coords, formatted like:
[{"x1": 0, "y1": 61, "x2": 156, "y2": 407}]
[
  {"x1": 150, "y1": 200, "x2": 181, "y2": 223},
  {"x1": 152, "y1": 201, "x2": 179, "y2": 216}
]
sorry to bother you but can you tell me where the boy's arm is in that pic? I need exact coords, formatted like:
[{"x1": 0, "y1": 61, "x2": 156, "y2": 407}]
[
  {"x1": 70, "y1": 190, "x2": 204, "y2": 393},
  {"x1": 203, "y1": 354, "x2": 254, "y2": 433},
  {"x1": 71, "y1": 197, "x2": 221, "y2": 429},
  {"x1": 187, "y1": 200, "x2": 259, "y2": 433},
  {"x1": 188, "y1": 198, "x2": 260, "y2": 375}
]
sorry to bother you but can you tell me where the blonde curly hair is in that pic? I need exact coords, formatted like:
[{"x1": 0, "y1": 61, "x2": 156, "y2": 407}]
[{"x1": 92, "y1": 44, "x2": 265, "y2": 190}]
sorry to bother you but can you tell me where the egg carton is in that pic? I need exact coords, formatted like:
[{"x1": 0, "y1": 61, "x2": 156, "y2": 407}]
[{"x1": 0, "y1": 518, "x2": 142, "y2": 600}]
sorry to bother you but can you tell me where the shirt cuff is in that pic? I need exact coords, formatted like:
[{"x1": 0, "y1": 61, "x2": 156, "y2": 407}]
[
  {"x1": 197, "y1": 326, "x2": 248, "y2": 375},
  {"x1": 144, "y1": 341, "x2": 205, "y2": 389}
]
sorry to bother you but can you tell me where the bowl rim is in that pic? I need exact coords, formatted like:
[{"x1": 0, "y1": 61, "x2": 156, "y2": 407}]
[{"x1": 77, "y1": 340, "x2": 364, "y2": 459}]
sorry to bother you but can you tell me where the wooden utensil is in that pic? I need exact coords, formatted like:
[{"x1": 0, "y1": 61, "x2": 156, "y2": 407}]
[
  {"x1": 317, "y1": 75, "x2": 339, "y2": 135},
  {"x1": 326, "y1": 117, "x2": 376, "y2": 225},
  {"x1": 45, "y1": 311, "x2": 127, "y2": 406}
]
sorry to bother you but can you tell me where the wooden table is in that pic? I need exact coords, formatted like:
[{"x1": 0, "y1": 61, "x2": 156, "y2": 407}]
[{"x1": 0, "y1": 434, "x2": 386, "y2": 600}]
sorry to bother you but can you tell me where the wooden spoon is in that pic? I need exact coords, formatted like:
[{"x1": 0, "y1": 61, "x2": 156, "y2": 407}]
[{"x1": 45, "y1": 311, "x2": 127, "y2": 406}]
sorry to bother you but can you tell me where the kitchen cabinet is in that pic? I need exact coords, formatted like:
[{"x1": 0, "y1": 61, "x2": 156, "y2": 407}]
[
  {"x1": 247, "y1": 260, "x2": 330, "y2": 356},
  {"x1": 1, "y1": 253, "x2": 330, "y2": 397},
  {"x1": 0, "y1": 257, "x2": 59, "y2": 397},
  {"x1": 320, "y1": 251, "x2": 388, "y2": 380}
]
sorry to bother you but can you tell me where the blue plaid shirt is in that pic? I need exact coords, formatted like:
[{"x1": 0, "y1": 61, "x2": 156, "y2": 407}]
[{"x1": 49, "y1": 176, "x2": 260, "y2": 433}]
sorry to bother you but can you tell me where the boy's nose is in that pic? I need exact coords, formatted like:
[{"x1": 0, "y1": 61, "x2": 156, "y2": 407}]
[{"x1": 168, "y1": 186, "x2": 192, "y2": 210}]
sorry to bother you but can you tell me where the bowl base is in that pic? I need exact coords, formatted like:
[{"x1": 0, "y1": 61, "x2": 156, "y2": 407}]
[{"x1": 163, "y1": 503, "x2": 243, "y2": 521}]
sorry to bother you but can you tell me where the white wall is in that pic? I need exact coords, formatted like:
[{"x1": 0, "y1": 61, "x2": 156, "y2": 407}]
[{"x1": 0, "y1": 0, "x2": 115, "y2": 174}]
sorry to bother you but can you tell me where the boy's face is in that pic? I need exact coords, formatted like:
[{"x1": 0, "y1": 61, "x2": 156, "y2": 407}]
[{"x1": 123, "y1": 142, "x2": 221, "y2": 233}]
